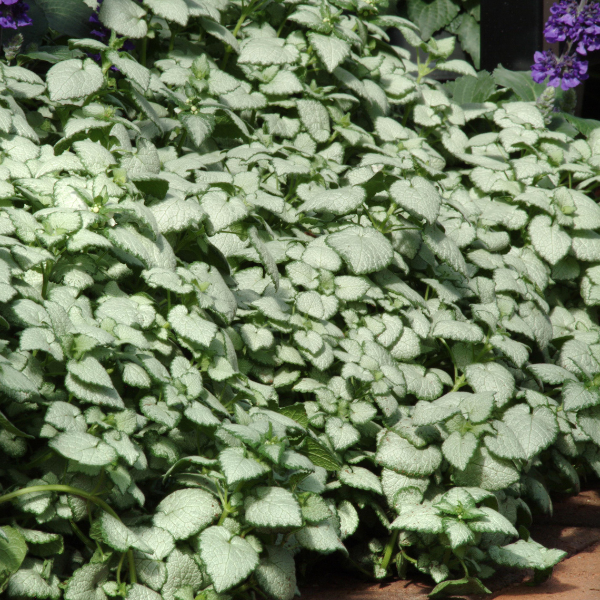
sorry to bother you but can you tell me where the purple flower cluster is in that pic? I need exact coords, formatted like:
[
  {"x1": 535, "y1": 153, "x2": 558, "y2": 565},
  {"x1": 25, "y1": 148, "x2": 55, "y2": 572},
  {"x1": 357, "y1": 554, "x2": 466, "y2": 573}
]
[
  {"x1": 0, "y1": 0, "x2": 32, "y2": 30},
  {"x1": 532, "y1": 49, "x2": 589, "y2": 89},
  {"x1": 544, "y1": 0, "x2": 600, "y2": 54},
  {"x1": 532, "y1": 0, "x2": 600, "y2": 90}
]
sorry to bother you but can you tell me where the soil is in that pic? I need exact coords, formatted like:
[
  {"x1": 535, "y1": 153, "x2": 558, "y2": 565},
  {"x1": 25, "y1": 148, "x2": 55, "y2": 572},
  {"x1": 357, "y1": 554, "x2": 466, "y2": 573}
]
[{"x1": 298, "y1": 488, "x2": 600, "y2": 600}]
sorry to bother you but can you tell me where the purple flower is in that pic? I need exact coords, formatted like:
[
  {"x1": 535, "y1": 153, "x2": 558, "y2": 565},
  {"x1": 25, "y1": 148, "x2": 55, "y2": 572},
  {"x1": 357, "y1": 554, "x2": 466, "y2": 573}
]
[
  {"x1": 576, "y1": 2, "x2": 600, "y2": 53},
  {"x1": 544, "y1": 0, "x2": 600, "y2": 54},
  {"x1": 0, "y1": 0, "x2": 32, "y2": 29},
  {"x1": 532, "y1": 50, "x2": 589, "y2": 90},
  {"x1": 544, "y1": 0, "x2": 580, "y2": 43}
]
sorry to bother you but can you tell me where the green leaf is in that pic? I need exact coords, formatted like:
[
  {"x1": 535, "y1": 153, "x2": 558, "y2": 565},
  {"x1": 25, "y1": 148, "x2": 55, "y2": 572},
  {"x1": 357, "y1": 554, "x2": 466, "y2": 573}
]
[
  {"x1": 432, "y1": 320, "x2": 484, "y2": 343},
  {"x1": 430, "y1": 577, "x2": 491, "y2": 599},
  {"x1": 93, "y1": 512, "x2": 152, "y2": 553},
  {"x1": 46, "y1": 59, "x2": 103, "y2": 102},
  {"x1": 489, "y1": 539, "x2": 566, "y2": 570},
  {"x1": 0, "y1": 526, "x2": 27, "y2": 582},
  {"x1": 423, "y1": 225, "x2": 468, "y2": 276},
  {"x1": 255, "y1": 545, "x2": 296, "y2": 600},
  {"x1": 198, "y1": 526, "x2": 259, "y2": 593},
  {"x1": 465, "y1": 363, "x2": 515, "y2": 408},
  {"x1": 326, "y1": 226, "x2": 393, "y2": 275},
  {"x1": 49, "y1": 431, "x2": 117, "y2": 466},
  {"x1": 244, "y1": 487, "x2": 302, "y2": 528},
  {"x1": 180, "y1": 113, "x2": 214, "y2": 147},
  {"x1": 469, "y1": 507, "x2": 518, "y2": 536},
  {"x1": 578, "y1": 405, "x2": 600, "y2": 445},
  {"x1": 325, "y1": 417, "x2": 359, "y2": 451},
  {"x1": 238, "y1": 38, "x2": 299, "y2": 66},
  {"x1": 296, "y1": 99, "x2": 331, "y2": 143},
  {"x1": 390, "y1": 505, "x2": 443, "y2": 534},
  {"x1": 143, "y1": 0, "x2": 189, "y2": 25},
  {"x1": 64, "y1": 563, "x2": 109, "y2": 600},
  {"x1": 456, "y1": 14, "x2": 480, "y2": 68},
  {"x1": 442, "y1": 431, "x2": 478, "y2": 470},
  {"x1": 249, "y1": 226, "x2": 280, "y2": 290},
  {"x1": 454, "y1": 447, "x2": 520, "y2": 491},
  {"x1": 562, "y1": 113, "x2": 600, "y2": 137},
  {"x1": 0, "y1": 409, "x2": 33, "y2": 438},
  {"x1": 334, "y1": 276, "x2": 370, "y2": 301},
  {"x1": 277, "y1": 403, "x2": 309, "y2": 429},
  {"x1": 127, "y1": 584, "x2": 163, "y2": 600},
  {"x1": 450, "y1": 71, "x2": 496, "y2": 104},
  {"x1": 407, "y1": 0, "x2": 460, "y2": 40},
  {"x1": 307, "y1": 32, "x2": 350, "y2": 73},
  {"x1": 169, "y1": 305, "x2": 218, "y2": 347},
  {"x1": 35, "y1": 0, "x2": 94, "y2": 37},
  {"x1": 493, "y1": 66, "x2": 546, "y2": 101},
  {"x1": 67, "y1": 356, "x2": 114, "y2": 388},
  {"x1": 200, "y1": 18, "x2": 240, "y2": 53},
  {"x1": 389, "y1": 176, "x2": 441, "y2": 224},
  {"x1": 302, "y1": 437, "x2": 341, "y2": 471},
  {"x1": 219, "y1": 447, "x2": 270, "y2": 485},
  {"x1": 296, "y1": 520, "x2": 346, "y2": 555},
  {"x1": 503, "y1": 405, "x2": 558, "y2": 460},
  {"x1": 99, "y1": 0, "x2": 148, "y2": 38},
  {"x1": 6, "y1": 557, "x2": 61, "y2": 599},
  {"x1": 376, "y1": 431, "x2": 442, "y2": 476},
  {"x1": 299, "y1": 186, "x2": 365, "y2": 216},
  {"x1": 529, "y1": 215, "x2": 571, "y2": 265},
  {"x1": 339, "y1": 466, "x2": 383, "y2": 494},
  {"x1": 562, "y1": 381, "x2": 600, "y2": 412},
  {"x1": 153, "y1": 489, "x2": 221, "y2": 540}
]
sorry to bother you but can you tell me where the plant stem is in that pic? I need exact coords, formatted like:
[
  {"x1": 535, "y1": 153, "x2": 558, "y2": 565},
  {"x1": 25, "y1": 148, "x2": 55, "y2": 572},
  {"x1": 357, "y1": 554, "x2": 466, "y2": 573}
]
[
  {"x1": 70, "y1": 520, "x2": 95, "y2": 551},
  {"x1": 221, "y1": 1, "x2": 256, "y2": 70},
  {"x1": 116, "y1": 551, "x2": 127, "y2": 584},
  {"x1": 380, "y1": 529, "x2": 399, "y2": 572}
]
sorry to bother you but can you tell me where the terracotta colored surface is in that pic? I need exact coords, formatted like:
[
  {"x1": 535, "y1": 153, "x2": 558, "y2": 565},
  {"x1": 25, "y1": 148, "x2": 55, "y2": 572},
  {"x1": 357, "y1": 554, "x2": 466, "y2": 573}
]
[
  {"x1": 298, "y1": 488, "x2": 600, "y2": 600},
  {"x1": 535, "y1": 489, "x2": 600, "y2": 528}
]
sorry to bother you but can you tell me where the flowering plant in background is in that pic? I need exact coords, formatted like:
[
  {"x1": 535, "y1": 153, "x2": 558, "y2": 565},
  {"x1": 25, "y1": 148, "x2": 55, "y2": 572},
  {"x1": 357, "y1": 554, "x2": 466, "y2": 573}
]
[
  {"x1": 0, "y1": 0, "x2": 31, "y2": 30},
  {"x1": 532, "y1": 0, "x2": 600, "y2": 91}
]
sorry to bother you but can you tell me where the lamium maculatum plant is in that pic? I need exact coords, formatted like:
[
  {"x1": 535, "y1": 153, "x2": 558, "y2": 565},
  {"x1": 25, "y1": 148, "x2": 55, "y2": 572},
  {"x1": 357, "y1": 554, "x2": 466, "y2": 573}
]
[{"x1": 0, "y1": 0, "x2": 600, "y2": 599}]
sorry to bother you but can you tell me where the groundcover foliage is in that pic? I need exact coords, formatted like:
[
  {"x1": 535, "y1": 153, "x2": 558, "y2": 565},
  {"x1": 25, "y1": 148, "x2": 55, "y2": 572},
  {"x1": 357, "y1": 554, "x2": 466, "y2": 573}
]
[{"x1": 1, "y1": 0, "x2": 600, "y2": 598}]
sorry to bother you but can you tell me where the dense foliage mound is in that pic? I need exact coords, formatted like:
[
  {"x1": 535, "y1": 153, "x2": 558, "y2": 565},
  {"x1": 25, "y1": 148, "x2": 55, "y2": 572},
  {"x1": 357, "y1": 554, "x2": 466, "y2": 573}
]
[{"x1": 1, "y1": 0, "x2": 600, "y2": 598}]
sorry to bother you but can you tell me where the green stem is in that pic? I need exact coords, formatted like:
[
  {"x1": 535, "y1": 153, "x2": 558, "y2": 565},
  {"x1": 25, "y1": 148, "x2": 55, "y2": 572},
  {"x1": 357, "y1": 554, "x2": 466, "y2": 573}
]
[
  {"x1": 217, "y1": 507, "x2": 231, "y2": 526},
  {"x1": 41, "y1": 262, "x2": 51, "y2": 299},
  {"x1": 451, "y1": 374, "x2": 466, "y2": 393},
  {"x1": 380, "y1": 529, "x2": 399, "y2": 573},
  {"x1": 0, "y1": 485, "x2": 137, "y2": 582},
  {"x1": 116, "y1": 551, "x2": 127, "y2": 584},
  {"x1": 70, "y1": 520, "x2": 95, "y2": 551},
  {"x1": 221, "y1": 2, "x2": 255, "y2": 70}
]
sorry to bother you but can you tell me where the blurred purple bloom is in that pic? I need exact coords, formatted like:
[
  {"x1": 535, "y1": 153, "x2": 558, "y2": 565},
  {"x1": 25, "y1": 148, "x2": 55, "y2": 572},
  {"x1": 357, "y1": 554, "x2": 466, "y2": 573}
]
[
  {"x1": 532, "y1": 50, "x2": 589, "y2": 90},
  {"x1": 544, "y1": 0, "x2": 580, "y2": 43},
  {"x1": 544, "y1": 0, "x2": 600, "y2": 54},
  {"x1": 0, "y1": 0, "x2": 32, "y2": 29},
  {"x1": 576, "y1": 2, "x2": 600, "y2": 53}
]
